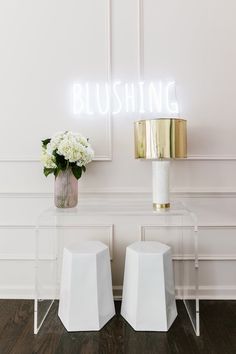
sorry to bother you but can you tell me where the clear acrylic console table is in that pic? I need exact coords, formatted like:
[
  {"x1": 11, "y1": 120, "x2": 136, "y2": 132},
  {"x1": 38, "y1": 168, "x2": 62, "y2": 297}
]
[{"x1": 34, "y1": 200, "x2": 199, "y2": 336}]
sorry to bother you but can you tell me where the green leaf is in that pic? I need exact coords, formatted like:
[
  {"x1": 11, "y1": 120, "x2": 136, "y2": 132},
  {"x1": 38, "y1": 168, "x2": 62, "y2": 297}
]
[
  {"x1": 42, "y1": 138, "x2": 51, "y2": 147},
  {"x1": 55, "y1": 153, "x2": 67, "y2": 170},
  {"x1": 43, "y1": 167, "x2": 55, "y2": 177},
  {"x1": 72, "y1": 165, "x2": 82, "y2": 180},
  {"x1": 82, "y1": 165, "x2": 86, "y2": 172}
]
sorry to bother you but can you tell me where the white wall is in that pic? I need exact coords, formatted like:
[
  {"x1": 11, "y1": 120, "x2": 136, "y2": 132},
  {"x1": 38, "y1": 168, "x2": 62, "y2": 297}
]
[{"x1": 0, "y1": 0, "x2": 236, "y2": 299}]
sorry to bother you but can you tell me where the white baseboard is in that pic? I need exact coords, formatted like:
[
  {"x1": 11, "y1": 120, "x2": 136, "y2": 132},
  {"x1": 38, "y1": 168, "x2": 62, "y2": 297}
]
[
  {"x1": 113, "y1": 285, "x2": 236, "y2": 300},
  {"x1": 0, "y1": 285, "x2": 35, "y2": 299},
  {"x1": 0, "y1": 285, "x2": 236, "y2": 300}
]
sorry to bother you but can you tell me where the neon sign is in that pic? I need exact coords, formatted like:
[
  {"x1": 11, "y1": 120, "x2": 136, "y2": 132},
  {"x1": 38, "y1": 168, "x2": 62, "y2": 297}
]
[{"x1": 73, "y1": 81, "x2": 179, "y2": 116}]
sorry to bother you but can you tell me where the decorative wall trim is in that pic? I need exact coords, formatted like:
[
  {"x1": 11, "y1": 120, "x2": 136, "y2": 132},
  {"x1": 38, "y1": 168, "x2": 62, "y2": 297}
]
[
  {"x1": 172, "y1": 190, "x2": 236, "y2": 197},
  {"x1": 0, "y1": 154, "x2": 113, "y2": 163},
  {"x1": 105, "y1": 0, "x2": 112, "y2": 160},
  {"x1": 0, "y1": 253, "x2": 235, "y2": 262},
  {"x1": 1, "y1": 190, "x2": 236, "y2": 198},
  {"x1": 1, "y1": 155, "x2": 236, "y2": 162},
  {"x1": 0, "y1": 224, "x2": 114, "y2": 260},
  {"x1": 190, "y1": 155, "x2": 236, "y2": 160},
  {"x1": 0, "y1": 286, "x2": 36, "y2": 299},
  {"x1": 138, "y1": 0, "x2": 144, "y2": 82},
  {"x1": 140, "y1": 225, "x2": 236, "y2": 233},
  {"x1": 181, "y1": 155, "x2": 236, "y2": 161},
  {"x1": 2, "y1": 154, "x2": 236, "y2": 162},
  {"x1": 0, "y1": 159, "x2": 41, "y2": 163},
  {"x1": 0, "y1": 254, "x2": 55, "y2": 261},
  {"x1": 0, "y1": 0, "x2": 113, "y2": 162},
  {"x1": 173, "y1": 255, "x2": 236, "y2": 261},
  {"x1": 1, "y1": 223, "x2": 236, "y2": 230},
  {"x1": 0, "y1": 225, "x2": 35, "y2": 229},
  {"x1": 139, "y1": 224, "x2": 236, "y2": 261},
  {"x1": 113, "y1": 285, "x2": 236, "y2": 301},
  {"x1": 1, "y1": 224, "x2": 235, "y2": 264},
  {"x1": 39, "y1": 224, "x2": 114, "y2": 261},
  {"x1": 176, "y1": 286, "x2": 236, "y2": 300},
  {"x1": 0, "y1": 193, "x2": 53, "y2": 199},
  {"x1": 137, "y1": 1, "x2": 236, "y2": 160}
]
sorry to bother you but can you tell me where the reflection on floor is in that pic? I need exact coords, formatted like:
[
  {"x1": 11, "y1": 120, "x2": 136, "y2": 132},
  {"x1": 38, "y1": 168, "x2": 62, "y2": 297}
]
[{"x1": 0, "y1": 300, "x2": 235, "y2": 354}]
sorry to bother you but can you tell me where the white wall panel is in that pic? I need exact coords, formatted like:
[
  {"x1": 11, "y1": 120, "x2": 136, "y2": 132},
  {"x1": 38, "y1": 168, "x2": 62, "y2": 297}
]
[
  {"x1": 144, "y1": 0, "x2": 236, "y2": 158},
  {"x1": 0, "y1": 0, "x2": 111, "y2": 160},
  {"x1": 0, "y1": 0, "x2": 235, "y2": 299}
]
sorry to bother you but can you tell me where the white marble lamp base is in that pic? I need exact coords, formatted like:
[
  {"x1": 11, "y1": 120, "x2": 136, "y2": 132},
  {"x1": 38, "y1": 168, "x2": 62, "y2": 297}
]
[{"x1": 152, "y1": 160, "x2": 170, "y2": 209}]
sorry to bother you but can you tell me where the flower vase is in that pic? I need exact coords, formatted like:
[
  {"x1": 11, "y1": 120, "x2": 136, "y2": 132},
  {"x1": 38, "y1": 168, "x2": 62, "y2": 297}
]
[{"x1": 54, "y1": 169, "x2": 78, "y2": 208}]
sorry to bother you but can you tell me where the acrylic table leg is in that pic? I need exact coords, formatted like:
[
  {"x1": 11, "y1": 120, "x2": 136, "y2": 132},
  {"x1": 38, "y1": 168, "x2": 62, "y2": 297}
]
[
  {"x1": 34, "y1": 299, "x2": 38, "y2": 335},
  {"x1": 182, "y1": 215, "x2": 200, "y2": 336},
  {"x1": 34, "y1": 226, "x2": 39, "y2": 335},
  {"x1": 34, "y1": 225, "x2": 56, "y2": 334}
]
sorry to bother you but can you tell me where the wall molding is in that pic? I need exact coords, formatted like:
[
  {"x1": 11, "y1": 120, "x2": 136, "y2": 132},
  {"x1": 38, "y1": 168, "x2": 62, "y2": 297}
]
[
  {"x1": 181, "y1": 155, "x2": 236, "y2": 161},
  {"x1": 1, "y1": 225, "x2": 236, "y2": 262},
  {"x1": 113, "y1": 285, "x2": 236, "y2": 301},
  {"x1": 1, "y1": 155, "x2": 236, "y2": 162},
  {"x1": 172, "y1": 190, "x2": 236, "y2": 197},
  {"x1": 1, "y1": 190, "x2": 236, "y2": 198},
  {"x1": 0, "y1": 155, "x2": 113, "y2": 163},
  {"x1": 1, "y1": 225, "x2": 235, "y2": 264},
  {"x1": 0, "y1": 253, "x2": 235, "y2": 262},
  {"x1": 138, "y1": 0, "x2": 144, "y2": 82},
  {"x1": 40, "y1": 224, "x2": 114, "y2": 261},
  {"x1": 105, "y1": 0, "x2": 112, "y2": 161},
  {"x1": 1, "y1": 222, "x2": 236, "y2": 230},
  {"x1": 140, "y1": 224, "x2": 236, "y2": 231},
  {"x1": 137, "y1": 0, "x2": 236, "y2": 161},
  {"x1": 0, "y1": 224, "x2": 114, "y2": 260},
  {"x1": 1, "y1": 285, "x2": 235, "y2": 300},
  {"x1": 0, "y1": 0, "x2": 113, "y2": 163}
]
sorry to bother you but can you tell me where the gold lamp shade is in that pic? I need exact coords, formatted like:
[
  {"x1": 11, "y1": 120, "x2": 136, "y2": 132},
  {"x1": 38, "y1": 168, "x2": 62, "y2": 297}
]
[{"x1": 134, "y1": 118, "x2": 187, "y2": 159}]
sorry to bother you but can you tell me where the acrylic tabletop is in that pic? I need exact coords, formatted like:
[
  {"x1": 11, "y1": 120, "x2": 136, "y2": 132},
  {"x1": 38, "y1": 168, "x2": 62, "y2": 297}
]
[{"x1": 36, "y1": 200, "x2": 197, "y2": 222}]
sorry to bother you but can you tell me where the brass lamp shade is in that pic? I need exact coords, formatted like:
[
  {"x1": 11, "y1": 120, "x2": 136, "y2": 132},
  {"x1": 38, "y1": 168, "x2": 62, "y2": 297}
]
[{"x1": 134, "y1": 118, "x2": 187, "y2": 159}]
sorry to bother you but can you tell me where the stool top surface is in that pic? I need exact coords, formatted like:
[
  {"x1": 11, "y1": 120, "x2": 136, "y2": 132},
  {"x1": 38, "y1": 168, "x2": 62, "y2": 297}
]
[
  {"x1": 127, "y1": 241, "x2": 170, "y2": 254},
  {"x1": 64, "y1": 241, "x2": 108, "y2": 255}
]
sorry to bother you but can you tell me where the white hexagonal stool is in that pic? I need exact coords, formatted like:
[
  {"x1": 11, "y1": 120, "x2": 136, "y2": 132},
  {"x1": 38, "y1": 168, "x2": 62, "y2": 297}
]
[
  {"x1": 121, "y1": 241, "x2": 177, "y2": 331},
  {"x1": 58, "y1": 241, "x2": 115, "y2": 331}
]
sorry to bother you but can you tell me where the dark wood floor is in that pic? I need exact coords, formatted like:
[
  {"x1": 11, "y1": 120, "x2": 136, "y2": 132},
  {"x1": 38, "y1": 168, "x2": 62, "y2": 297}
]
[{"x1": 0, "y1": 300, "x2": 235, "y2": 354}]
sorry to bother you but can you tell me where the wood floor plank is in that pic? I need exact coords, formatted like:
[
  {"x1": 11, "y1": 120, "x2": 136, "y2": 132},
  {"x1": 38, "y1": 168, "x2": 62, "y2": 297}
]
[
  {"x1": 0, "y1": 300, "x2": 21, "y2": 333},
  {"x1": 10, "y1": 301, "x2": 65, "y2": 354},
  {"x1": 0, "y1": 300, "x2": 235, "y2": 354},
  {"x1": 0, "y1": 300, "x2": 32, "y2": 354}
]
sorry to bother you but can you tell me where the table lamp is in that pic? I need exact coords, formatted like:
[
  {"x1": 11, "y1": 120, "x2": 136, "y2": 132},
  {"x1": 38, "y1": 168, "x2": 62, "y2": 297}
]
[{"x1": 134, "y1": 118, "x2": 187, "y2": 210}]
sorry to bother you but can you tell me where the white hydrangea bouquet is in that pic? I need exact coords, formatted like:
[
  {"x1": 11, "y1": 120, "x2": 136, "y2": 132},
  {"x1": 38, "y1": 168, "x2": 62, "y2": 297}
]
[
  {"x1": 41, "y1": 131, "x2": 94, "y2": 179},
  {"x1": 41, "y1": 131, "x2": 94, "y2": 208}
]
